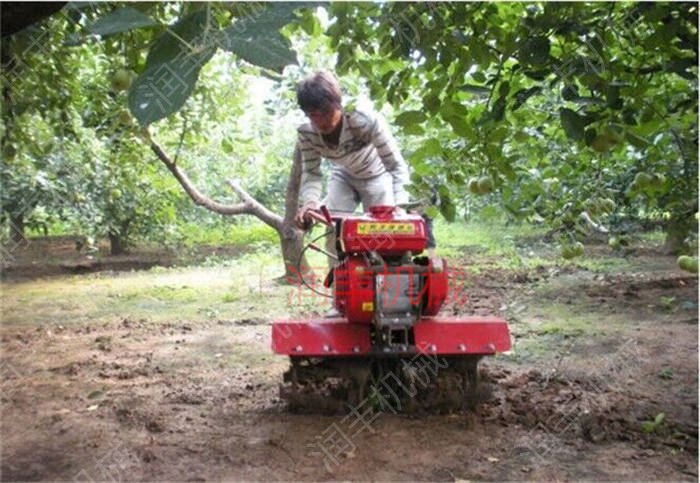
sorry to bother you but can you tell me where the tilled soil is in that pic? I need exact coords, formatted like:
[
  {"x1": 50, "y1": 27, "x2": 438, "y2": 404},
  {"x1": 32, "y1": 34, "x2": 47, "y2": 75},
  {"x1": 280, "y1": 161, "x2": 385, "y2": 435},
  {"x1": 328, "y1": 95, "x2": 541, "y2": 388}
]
[{"x1": 1, "y1": 260, "x2": 697, "y2": 481}]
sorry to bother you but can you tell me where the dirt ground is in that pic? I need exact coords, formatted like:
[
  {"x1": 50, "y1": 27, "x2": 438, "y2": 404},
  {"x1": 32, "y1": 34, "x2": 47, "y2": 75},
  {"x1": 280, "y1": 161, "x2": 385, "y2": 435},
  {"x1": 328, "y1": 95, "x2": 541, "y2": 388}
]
[
  {"x1": 0, "y1": 239, "x2": 697, "y2": 481},
  {"x1": 0, "y1": 236, "x2": 248, "y2": 281}
]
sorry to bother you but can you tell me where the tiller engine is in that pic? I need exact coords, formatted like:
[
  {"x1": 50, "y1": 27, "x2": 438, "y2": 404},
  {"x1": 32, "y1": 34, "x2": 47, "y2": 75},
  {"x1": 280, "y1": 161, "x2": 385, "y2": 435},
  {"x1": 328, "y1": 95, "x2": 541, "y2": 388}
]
[{"x1": 272, "y1": 205, "x2": 511, "y2": 413}]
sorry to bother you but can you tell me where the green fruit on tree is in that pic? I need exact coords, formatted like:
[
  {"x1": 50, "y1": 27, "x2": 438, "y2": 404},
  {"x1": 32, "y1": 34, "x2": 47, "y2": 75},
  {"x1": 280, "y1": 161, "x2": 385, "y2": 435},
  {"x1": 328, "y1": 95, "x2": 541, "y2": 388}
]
[
  {"x1": 111, "y1": 69, "x2": 134, "y2": 91},
  {"x1": 3, "y1": 144, "x2": 17, "y2": 160},
  {"x1": 604, "y1": 124, "x2": 624, "y2": 143},
  {"x1": 591, "y1": 135, "x2": 616, "y2": 153},
  {"x1": 633, "y1": 172, "x2": 653, "y2": 189},
  {"x1": 109, "y1": 188, "x2": 122, "y2": 200},
  {"x1": 651, "y1": 173, "x2": 666, "y2": 187},
  {"x1": 561, "y1": 241, "x2": 584, "y2": 259},
  {"x1": 477, "y1": 176, "x2": 494, "y2": 194},
  {"x1": 678, "y1": 255, "x2": 698, "y2": 273},
  {"x1": 467, "y1": 178, "x2": 480, "y2": 194},
  {"x1": 601, "y1": 198, "x2": 616, "y2": 213},
  {"x1": 583, "y1": 198, "x2": 601, "y2": 215},
  {"x1": 560, "y1": 245, "x2": 573, "y2": 259},
  {"x1": 118, "y1": 110, "x2": 132, "y2": 124}
]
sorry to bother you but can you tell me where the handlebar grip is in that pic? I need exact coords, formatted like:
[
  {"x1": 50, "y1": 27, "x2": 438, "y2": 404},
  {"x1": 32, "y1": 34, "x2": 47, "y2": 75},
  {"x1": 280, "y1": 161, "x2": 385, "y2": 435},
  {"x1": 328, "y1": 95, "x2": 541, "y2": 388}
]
[{"x1": 320, "y1": 206, "x2": 333, "y2": 225}]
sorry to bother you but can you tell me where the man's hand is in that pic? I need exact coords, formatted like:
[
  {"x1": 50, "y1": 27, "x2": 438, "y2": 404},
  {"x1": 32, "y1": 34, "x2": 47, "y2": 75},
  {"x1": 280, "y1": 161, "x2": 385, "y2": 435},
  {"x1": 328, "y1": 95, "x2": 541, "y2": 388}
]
[{"x1": 294, "y1": 200, "x2": 320, "y2": 230}]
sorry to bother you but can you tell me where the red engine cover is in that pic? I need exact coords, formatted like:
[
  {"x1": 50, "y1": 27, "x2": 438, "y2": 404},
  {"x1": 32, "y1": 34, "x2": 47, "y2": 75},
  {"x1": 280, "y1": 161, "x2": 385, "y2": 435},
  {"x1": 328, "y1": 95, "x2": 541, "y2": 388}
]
[
  {"x1": 334, "y1": 256, "x2": 374, "y2": 324},
  {"x1": 340, "y1": 205, "x2": 427, "y2": 255}
]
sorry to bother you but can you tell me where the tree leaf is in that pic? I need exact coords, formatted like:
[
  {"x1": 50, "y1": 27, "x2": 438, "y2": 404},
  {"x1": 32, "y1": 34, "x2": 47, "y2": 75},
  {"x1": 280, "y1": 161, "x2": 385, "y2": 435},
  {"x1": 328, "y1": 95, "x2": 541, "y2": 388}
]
[
  {"x1": 439, "y1": 195, "x2": 456, "y2": 222},
  {"x1": 217, "y1": 3, "x2": 323, "y2": 71},
  {"x1": 626, "y1": 131, "x2": 651, "y2": 149},
  {"x1": 87, "y1": 7, "x2": 159, "y2": 36},
  {"x1": 146, "y1": 11, "x2": 210, "y2": 67},
  {"x1": 221, "y1": 32, "x2": 296, "y2": 72},
  {"x1": 472, "y1": 71, "x2": 486, "y2": 83},
  {"x1": 443, "y1": 114, "x2": 471, "y2": 138},
  {"x1": 128, "y1": 48, "x2": 215, "y2": 126},
  {"x1": 411, "y1": 138, "x2": 442, "y2": 162},
  {"x1": 394, "y1": 110, "x2": 426, "y2": 126},
  {"x1": 491, "y1": 95, "x2": 506, "y2": 122},
  {"x1": 402, "y1": 123, "x2": 425, "y2": 135},
  {"x1": 422, "y1": 93, "x2": 440, "y2": 114},
  {"x1": 512, "y1": 87, "x2": 540, "y2": 110},
  {"x1": 518, "y1": 36, "x2": 550, "y2": 66},
  {"x1": 560, "y1": 108, "x2": 593, "y2": 142}
]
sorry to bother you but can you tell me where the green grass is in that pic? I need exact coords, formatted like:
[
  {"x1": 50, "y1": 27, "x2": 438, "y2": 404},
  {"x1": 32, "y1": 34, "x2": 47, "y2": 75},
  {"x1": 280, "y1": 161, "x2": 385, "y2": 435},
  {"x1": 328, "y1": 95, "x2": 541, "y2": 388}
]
[
  {"x1": 638, "y1": 229, "x2": 666, "y2": 243},
  {"x1": 0, "y1": 217, "x2": 665, "y2": 340},
  {"x1": 433, "y1": 218, "x2": 547, "y2": 257},
  {"x1": 173, "y1": 220, "x2": 278, "y2": 247},
  {"x1": 0, "y1": 250, "x2": 334, "y2": 329}
]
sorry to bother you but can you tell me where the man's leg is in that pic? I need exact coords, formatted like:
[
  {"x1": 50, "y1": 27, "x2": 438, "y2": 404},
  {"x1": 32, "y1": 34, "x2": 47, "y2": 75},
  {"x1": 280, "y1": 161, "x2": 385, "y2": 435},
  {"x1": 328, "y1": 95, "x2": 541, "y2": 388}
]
[
  {"x1": 323, "y1": 169, "x2": 359, "y2": 266},
  {"x1": 355, "y1": 171, "x2": 394, "y2": 211}
]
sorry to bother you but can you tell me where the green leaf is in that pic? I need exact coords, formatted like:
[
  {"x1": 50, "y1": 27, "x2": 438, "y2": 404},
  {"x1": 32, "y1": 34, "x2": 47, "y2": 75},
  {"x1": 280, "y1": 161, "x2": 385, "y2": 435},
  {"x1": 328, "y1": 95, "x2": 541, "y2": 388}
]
[
  {"x1": 128, "y1": 48, "x2": 215, "y2": 126},
  {"x1": 442, "y1": 114, "x2": 471, "y2": 138},
  {"x1": 472, "y1": 71, "x2": 486, "y2": 83},
  {"x1": 459, "y1": 83, "x2": 491, "y2": 95},
  {"x1": 87, "y1": 7, "x2": 159, "y2": 36},
  {"x1": 654, "y1": 412, "x2": 666, "y2": 425},
  {"x1": 439, "y1": 196, "x2": 456, "y2": 222},
  {"x1": 217, "y1": 3, "x2": 321, "y2": 71},
  {"x1": 606, "y1": 85, "x2": 622, "y2": 109},
  {"x1": 626, "y1": 131, "x2": 651, "y2": 149},
  {"x1": 220, "y1": 19, "x2": 297, "y2": 71},
  {"x1": 411, "y1": 138, "x2": 442, "y2": 162},
  {"x1": 422, "y1": 93, "x2": 441, "y2": 114},
  {"x1": 425, "y1": 205, "x2": 439, "y2": 218},
  {"x1": 491, "y1": 95, "x2": 506, "y2": 122},
  {"x1": 299, "y1": 10, "x2": 322, "y2": 36},
  {"x1": 402, "y1": 123, "x2": 425, "y2": 135},
  {"x1": 395, "y1": 110, "x2": 426, "y2": 126},
  {"x1": 562, "y1": 84, "x2": 578, "y2": 101},
  {"x1": 560, "y1": 108, "x2": 593, "y2": 142},
  {"x1": 146, "y1": 11, "x2": 210, "y2": 67},
  {"x1": 512, "y1": 87, "x2": 540, "y2": 110},
  {"x1": 518, "y1": 36, "x2": 550, "y2": 66}
]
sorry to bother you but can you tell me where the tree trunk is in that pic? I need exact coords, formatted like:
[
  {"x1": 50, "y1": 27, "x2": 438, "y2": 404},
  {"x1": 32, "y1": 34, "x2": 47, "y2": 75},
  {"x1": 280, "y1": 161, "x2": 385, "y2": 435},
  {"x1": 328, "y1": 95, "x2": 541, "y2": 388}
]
[
  {"x1": 9, "y1": 212, "x2": 24, "y2": 245},
  {"x1": 279, "y1": 144, "x2": 311, "y2": 280},
  {"x1": 108, "y1": 231, "x2": 124, "y2": 256}
]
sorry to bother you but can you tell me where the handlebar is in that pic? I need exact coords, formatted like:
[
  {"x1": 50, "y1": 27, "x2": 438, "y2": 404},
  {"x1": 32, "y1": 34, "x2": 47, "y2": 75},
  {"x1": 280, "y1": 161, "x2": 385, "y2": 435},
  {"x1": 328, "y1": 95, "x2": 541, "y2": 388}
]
[{"x1": 302, "y1": 200, "x2": 428, "y2": 230}]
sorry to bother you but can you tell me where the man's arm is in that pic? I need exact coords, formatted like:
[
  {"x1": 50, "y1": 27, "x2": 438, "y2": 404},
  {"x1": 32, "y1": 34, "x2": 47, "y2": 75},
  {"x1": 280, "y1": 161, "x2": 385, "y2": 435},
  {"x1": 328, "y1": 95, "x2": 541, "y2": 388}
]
[
  {"x1": 297, "y1": 135, "x2": 323, "y2": 205},
  {"x1": 366, "y1": 114, "x2": 410, "y2": 205}
]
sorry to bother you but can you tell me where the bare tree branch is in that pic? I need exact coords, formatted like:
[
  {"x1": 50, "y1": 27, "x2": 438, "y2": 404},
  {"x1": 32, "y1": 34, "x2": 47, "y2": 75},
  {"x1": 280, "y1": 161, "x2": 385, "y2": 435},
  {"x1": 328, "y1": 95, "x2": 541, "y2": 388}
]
[
  {"x1": 226, "y1": 179, "x2": 282, "y2": 229},
  {"x1": 149, "y1": 136, "x2": 282, "y2": 230}
]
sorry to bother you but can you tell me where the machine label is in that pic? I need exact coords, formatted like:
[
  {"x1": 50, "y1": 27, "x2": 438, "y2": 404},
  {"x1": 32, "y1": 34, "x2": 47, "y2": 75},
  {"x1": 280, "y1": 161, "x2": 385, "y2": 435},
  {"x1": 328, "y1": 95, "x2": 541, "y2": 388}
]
[
  {"x1": 357, "y1": 222, "x2": 415, "y2": 235},
  {"x1": 362, "y1": 302, "x2": 374, "y2": 311}
]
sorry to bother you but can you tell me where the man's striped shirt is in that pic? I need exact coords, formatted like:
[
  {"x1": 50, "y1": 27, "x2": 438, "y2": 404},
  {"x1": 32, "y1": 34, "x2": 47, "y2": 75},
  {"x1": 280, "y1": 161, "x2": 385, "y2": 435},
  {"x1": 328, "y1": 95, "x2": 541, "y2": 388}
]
[{"x1": 297, "y1": 109, "x2": 410, "y2": 205}]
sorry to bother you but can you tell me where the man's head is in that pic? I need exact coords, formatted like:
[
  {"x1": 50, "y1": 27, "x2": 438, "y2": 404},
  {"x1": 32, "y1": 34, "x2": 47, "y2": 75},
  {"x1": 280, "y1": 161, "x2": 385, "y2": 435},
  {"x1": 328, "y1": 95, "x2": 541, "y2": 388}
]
[{"x1": 297, "y1": 71, "x2": 343, "y2": 135}]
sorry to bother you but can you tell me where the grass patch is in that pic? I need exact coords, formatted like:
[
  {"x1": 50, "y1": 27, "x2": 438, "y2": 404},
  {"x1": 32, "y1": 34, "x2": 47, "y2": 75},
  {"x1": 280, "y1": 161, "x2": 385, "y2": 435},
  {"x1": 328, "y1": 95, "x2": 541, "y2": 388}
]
[
  {"x1": 174, "y1": 220, "x2": 278, "y2": 248},
  {"x1": 433, "y1": 218, "x2": 547, "y2": 257}
]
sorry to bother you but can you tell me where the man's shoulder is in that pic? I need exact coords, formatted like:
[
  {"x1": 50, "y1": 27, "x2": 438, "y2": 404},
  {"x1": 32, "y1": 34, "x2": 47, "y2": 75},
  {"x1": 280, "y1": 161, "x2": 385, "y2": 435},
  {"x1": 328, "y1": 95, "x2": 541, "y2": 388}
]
[
  {"x1": 297, "y1": 122, "x2": 317, "y2": 138},
  {"x1": 346, "y1": 108, "x2": 377, "y2": 131}
]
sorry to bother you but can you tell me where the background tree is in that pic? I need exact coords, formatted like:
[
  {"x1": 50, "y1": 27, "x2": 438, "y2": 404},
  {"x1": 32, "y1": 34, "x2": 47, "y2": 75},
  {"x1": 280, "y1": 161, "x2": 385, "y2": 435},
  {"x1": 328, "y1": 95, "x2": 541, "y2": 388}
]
[{"x1": 329, "y1": 2, "x2": 698, "y2": 253}]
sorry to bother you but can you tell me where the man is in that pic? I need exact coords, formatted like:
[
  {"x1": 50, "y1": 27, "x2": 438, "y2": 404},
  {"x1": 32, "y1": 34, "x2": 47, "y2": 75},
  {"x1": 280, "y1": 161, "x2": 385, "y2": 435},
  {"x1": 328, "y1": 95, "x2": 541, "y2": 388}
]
[{"x1": 293, "y1": 71, "x2": 410, "y2": 229}]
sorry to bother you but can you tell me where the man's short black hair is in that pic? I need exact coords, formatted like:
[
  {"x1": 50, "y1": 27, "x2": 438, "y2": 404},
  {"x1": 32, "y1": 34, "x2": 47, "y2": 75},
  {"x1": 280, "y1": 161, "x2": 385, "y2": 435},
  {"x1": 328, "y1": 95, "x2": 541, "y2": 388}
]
[{"x1": 296, "y1": 71, "x2": 342, "y2": 113}]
